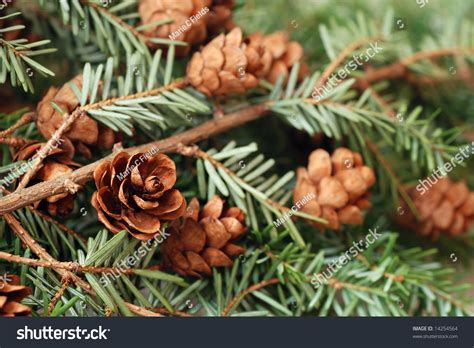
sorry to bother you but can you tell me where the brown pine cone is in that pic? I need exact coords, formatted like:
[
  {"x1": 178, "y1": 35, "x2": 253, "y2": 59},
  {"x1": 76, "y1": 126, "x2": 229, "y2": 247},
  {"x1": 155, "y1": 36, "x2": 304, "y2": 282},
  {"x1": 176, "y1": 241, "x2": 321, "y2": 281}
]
[
  {"x1": 186, "y1": 27, "x2": 271, "y2": 96},
  {"x1": 0, "y1": 275, "x2": 31, "y2": 317},
  {"x1": 205, "y1": 0, "x2": 235, "y2": 36},
  {"x1": 162, "y1": 196, "x2": 247, "y2": 277},
  {"x1": 248, "y1": 31, "x2": 308, "y2": 84},
  {"x1": 186, "y1": 27, "x2": 307, "y2": 96},
  {"x1": 139, "y1": 0, "x2": 236, "y2": 57},
  {"x1": 13, "y1": 141, "x2": 79, "y2": 216},
  {"x1": 293, "y1": 148, "x2": 376, "y2": 231},
  {"x1": 397, "y1": 178, "x2": 474, "y2": 239},
  {"x1": 36, "y1": 75, "x2": 118, "y2": 158},
  {"x1": 91, "y1": 151, "x2": 186, "y2": 240}
]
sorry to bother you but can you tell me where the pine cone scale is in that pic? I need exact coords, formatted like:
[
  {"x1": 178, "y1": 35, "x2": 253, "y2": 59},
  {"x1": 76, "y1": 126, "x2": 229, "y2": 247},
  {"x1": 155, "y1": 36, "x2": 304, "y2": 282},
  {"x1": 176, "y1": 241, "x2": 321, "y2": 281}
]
[
  {"x1": 92, "y1": 151, "x2": 186, "y2": 240},
  {"x1": 0, "y1": 275, "x2": 31, "y2": 317},
  {"x1": 294, "y1": 147, "x2": 376, "y2": 231},
  {"x1": 162, "y1": 196, "x2": 246, "y2": 276}
]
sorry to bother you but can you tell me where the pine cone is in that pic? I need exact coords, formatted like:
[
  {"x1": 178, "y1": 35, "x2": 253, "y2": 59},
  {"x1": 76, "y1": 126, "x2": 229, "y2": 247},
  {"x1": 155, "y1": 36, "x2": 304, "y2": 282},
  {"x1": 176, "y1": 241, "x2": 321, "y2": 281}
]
[
  {"x1": 186, "y1": 27, "x2": 307, "y2": 96},
  {"x1": 36, "y1": 75, "x2": 118, "y2": 158},
  {"x1": 293, "y1": 148, "x2": 376, "y2": 231},
  {"x1": 205, "y1": 0, "x2": 236, "y2": 36},
  {"x1": 0, "y1": 275, "x2": 31, "y2": 317},
  {"x1": 162, "y1": 196, "x2": 247, "y2": 277},
  {"x1": 397, "y1": 178, "x2": 474, "y2": 239},
  {"x1": 139, "y1": 0, "x2": 236, "y2": 57},
  {"x1": 92, "y1": 151, "x2": 186, "y2": 240},
  {"x1": 248, "y1": 31, "x2": 308, "y2": 84},
  {"x1": 14, "y1": 141, "x2": 79, "y2": 216},
  {"x1": 186, "y1": 27, "x2": 270, "y2": 96}
]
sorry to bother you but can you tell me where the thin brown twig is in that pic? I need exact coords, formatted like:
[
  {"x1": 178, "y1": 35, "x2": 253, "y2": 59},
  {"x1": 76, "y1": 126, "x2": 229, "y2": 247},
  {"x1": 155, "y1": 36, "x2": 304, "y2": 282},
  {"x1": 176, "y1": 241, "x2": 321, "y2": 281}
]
[
  {"x1": 221, "y1": 278, "x2": 281, "y2": 316},
  {"x1": 0, "y1": 103, "x2": 269, "y2": 215},
  {"x1": 15, "y1": 79, "x2": 187, "y2": 191},
  {"x1": 0, "y1": 187, "x2": 88, "y2": 244},
  {"x1": 0, "y1": 250, "x2": 160, "y2": 275},
  {"x1": 3, "y1": 213, "x2": 164, "y2": 316},
  {"x1": 356, "y1": 47, "x2": 474, "y2": 86},
  {"x1": 0, "y1": 137, "x2": 35, "y2": 148},
  {"x1": 87, "y1": 2, "x2": 152, "y2": 47},
  {"x1": 151, "y1": 307, "x2": 193, "y2": 317},
  {"x1": 4, "y1": 213, "x2": 94, "y2": 294},
  {"x1": 315, "y1": 36, "x2": 382, "y2": 88},
  {"x1": 126, "y1": 303, "x2": 162, "y2": 317},
  {"x1": 48, "y1": 276, "x2": 73, "y2": 315},
  {"x1": 176, "y1": 144, "x2": 313, "y2": 220},
  {"x1": 0, "y1": 112, "x2": 36, "y2": 138}
]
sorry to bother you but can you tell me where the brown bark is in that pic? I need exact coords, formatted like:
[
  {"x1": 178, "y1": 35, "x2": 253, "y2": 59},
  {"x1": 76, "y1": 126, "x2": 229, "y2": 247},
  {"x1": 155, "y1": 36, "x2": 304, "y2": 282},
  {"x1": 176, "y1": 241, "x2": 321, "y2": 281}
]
[{"x1": 0, "y1": 103, "x2": 269, "y2": 215}]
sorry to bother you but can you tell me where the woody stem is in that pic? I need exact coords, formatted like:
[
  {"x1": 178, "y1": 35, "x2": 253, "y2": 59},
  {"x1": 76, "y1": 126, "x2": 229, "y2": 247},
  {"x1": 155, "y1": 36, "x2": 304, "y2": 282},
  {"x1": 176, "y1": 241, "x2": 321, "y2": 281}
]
[{"x1": 0, "y1": 103, "x2": 269, "y2": 215}]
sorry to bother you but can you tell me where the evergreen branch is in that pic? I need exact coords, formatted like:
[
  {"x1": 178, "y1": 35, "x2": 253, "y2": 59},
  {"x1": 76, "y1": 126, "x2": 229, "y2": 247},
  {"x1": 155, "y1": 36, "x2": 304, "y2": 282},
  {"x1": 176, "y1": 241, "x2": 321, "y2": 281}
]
[
  {"x1": 0, "y1": 136, "x2": 33, "y2": 147},
  {"x1": 356, "y1": 47, "x2": 474, "y2": 86},
  {"x1": 0, "y1": 251, "x2": 160, "y2": 274},
  {"x1": 0, "y1": 103, "x2": 269, "y2": 215},
  {"x1": 3, "y1": 213, "x2": 93, "y2": 294},
  {"x1": 151, "y1": 307, "x2": 193, "y2": 317},
  {"x1": 316, "y1": 36, "x2": 382, "y2": 88},
  {"x1": 366, "y1": 139, "x2": 420, "y2": 219},
  {"x1": 361, "y1": 88, "x2": 420, "y2": 218},
  {"x1": 271, "y1": 66, "x2": 461, "y2": 173},
  {"x1": 126, "y1": 303, "x2": 161, "y2": 317},
  {"x1": 177, "y1": 143, "x2": 327, "y2": 246},
  {"x1": 0, "y1": 111, "x2": 36, "y2": 137},
  {"x1": 30, "y1": 207, "x2": 88, "y2": 244},
  {"x1": 2, "y1": 213, "x2": 169, "y2": 316},
  {"x1": 15, "y1": 77, "x2": 187, "y2": 190},
  {"x1": 48, "y1": 277, "x2": 72, "y2": 315},
  {"x1": 222, "y1": 278, "x2": 281, "y2": 316},
  {"x1": 0, "y1": 12, "x2": 56, "y2": 93},
  {"x1": 0, "y1": 187, "x2": 87, "y2": 244},
  {"x1": 87, "y1": 2, "x2": 150, "y2": 46},
  {"x1": 213, "y1": 231, "x2": 472, "y2": 316},
  {"x1": 33, "y1": 0, "x2": 180, "y2": 64}
]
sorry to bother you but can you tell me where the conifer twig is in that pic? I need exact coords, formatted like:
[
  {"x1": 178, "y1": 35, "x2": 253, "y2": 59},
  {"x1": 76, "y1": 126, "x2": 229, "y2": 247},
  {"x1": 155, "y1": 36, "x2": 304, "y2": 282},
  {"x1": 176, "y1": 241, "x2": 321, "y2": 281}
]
[
  {"x1": 3, "y1": 214, "x2": 162, "y2": 316},
  {"x1": 356, "y1": 47, "x2": 474, "y2": 86},
  {"x1": 0, "y1": 137, "x2": 34, "y2": 148},
  {"x1": 0, "y1": 112, "x2": 36, "y2": 138},
  {"x1": 14, "y1": 79, "x2": 187, "y2": 190},
  {"x1": 4, "y1": 213, "x2": 93, "y2": 294},
  {"x1": 48, "y1": 277, "x2": 73, "y2": 315},
  {"x1": 0, "y1": 103, "x2": 269, "y2": 215},
  {"x1": 0, "y1": 250, "x2": 160, "y2": 275},
  {"x1": 316, "y1": 36, "x2": 382, "y2": 88},
  {"x1": 29, "y1": 208, "x2": 88, "y2": 244}
]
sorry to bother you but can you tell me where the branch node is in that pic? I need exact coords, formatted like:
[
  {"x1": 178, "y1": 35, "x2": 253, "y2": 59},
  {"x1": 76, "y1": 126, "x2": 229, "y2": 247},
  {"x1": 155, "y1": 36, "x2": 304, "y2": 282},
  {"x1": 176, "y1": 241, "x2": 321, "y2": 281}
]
[
  {"x1": 176, "y1": 143, "x2": 199, "y2": 157},
  {"x1": 64, "y1": 179, "x2": 81, "y2": 194}
]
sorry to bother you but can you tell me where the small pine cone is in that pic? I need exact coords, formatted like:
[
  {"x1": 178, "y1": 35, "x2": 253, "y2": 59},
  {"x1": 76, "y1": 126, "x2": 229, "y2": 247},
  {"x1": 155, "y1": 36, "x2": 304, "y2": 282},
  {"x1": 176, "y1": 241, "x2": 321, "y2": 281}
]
[
  {"x1": 249, "y1": 31, "x2": 308, "y2": 84},
  {"x1": 36, "y1": 75, "x2": 118, "y2": 158},
  {"x1": 139, "y1": 0, "x2": 236, "y2": 57},
  {"x1": 0, "y1": 275, "x2": 31, "y2": 317},
  {"x1": 205, "y1": 0, "x2": 236, "y2": 36},
  {"x1": 293, "y1": 148, "x2": 376, "y2": 231},
  {"x1": 91, "y1": 151, "x2": 186, "y2": 240},
  {"x1": 397, "y1": 178, "x2": 474, "y2": 239},
  {"x1": 162, "y1": 196, "x2": 247, "y2": 277},
  {"x1": 186, "y1": 27, "x2": 268, "y2": 96},
  {"x1": 13, "y1": 141, "x2": 79, "y2": 216},
  {"x1": 139, "y1": 0, "x2": 209, "y2": 57}
]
